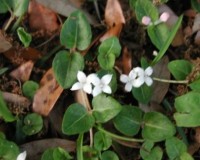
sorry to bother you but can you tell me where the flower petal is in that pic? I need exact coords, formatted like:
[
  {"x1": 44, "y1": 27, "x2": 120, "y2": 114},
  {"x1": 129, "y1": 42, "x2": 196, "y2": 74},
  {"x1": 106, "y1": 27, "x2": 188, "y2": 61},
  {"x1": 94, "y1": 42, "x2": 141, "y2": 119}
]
[
  {"x1": 129, "y1": 70, "x2": 136, "y2": 79},
  {"x1": 132, "y1": 77, "x2": 144, "y2": 88},
  {"x1": 77, "y1": 71, "x2": 86, "y2": 83},
  {"x1": 101, "y1": 74, "x2": 112, "y2": 85},
  {"x1": 102, "y1": 85, "x2": 112, "y2": 94},
  {"x1": 145, "y1": 67, "x2": 153, "y2": 76},
  {"x1": 120, "y1": 74, "x2": 129, "y2": 83},
  {"x1": 83, "y1": 83, "x2": 92, "y2": 94},
  {"x1": 125, "y1": 82, "x2": 132, "y2": 92},
  {"x1": 92, "y1": 86, "x2": 102, "y2": 97},
  {"x1": 134, "y1": 67, "x2": 144, "y2": 77},
  {"x1": 87, "y1": 74, "x2": 100, "y2": 86},
  {"x1": 17, "y1": 151, "x2": 27, "y2": 160},
  {"x1": 145, "y1": 77, "x2": 153, "y2": 86},
  {"x1": 70, "y1": 82, "x2": 82, "y2": 91}
]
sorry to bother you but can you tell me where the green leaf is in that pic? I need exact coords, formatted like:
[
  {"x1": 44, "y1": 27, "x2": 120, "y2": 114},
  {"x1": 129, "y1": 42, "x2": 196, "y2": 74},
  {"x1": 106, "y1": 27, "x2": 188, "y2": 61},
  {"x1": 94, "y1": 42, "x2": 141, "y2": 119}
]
[
  {"x1": 62, "y1": 103, "x2": 95, "y2": 135},
  {"x1": 22, "y1": 113, "x2": 43, "y2": 136},
  {"x1": 113, "y1": 105, "x2": 143, "y2": 136},
  {"x1": 147, "y1": 23, "x2": 169, "y2": 50},
  {"x1": 132, "y1": 84, "x2": 152, "y2": 104},
  {"x1": 22, "y1": 80, "x2": 39, "y2": 99},
  {"x1": 180, "y1": 152, "x2": 194, "y2": 160},
  {"x1": 191, "y1": 0, "x2": 200, "y2": 12},
  {"x1": 165, "y1": 137, "x2": 187, "y2": 160},
  {"x1": 168, "y1": 60, "x2": 193, "y2": 80},
  {"x1": 60, "y1": 10, "x2": 92, "y2": 50},
  {"x1": 94, "y1": 131, "x2": 112, "y2": 151},
  {"x1": 13, "y1": 0, "x2": 29, "y2": 17},
  {"x1": 135, "y1": 0, "x2": 159, "y2": 22},
  {"x1": 174, "y1": 91, "x2": 200, "y2": 127},
  {"x1": 41, "y1": 148, "x2": 54, "y2": 160},
  {"x1": 101, "y1": 151, "x2": 119, "y2": 160},
  {"x1": 140, "y1": 141, "x2": 163, "y2": 160},
  {"x1": 53, "y1": 147, "x2": 73, "y2": 160},
  {"x1": 52, "y1": 51, "x2": 84, "y2": 89},
  {"x1": 0, "y1": 67, "x2": 8, "y2": 76},
  {"x1": 17, "y1": 27, "x2": 32, "y2": 48},
  {"x1": 151, "y1": 15, "x2": 183, "y2": 65},
  {"x1": 98, "y1": 37, "x2": 121, "y2": 70},
  {"x1": 189, "y1": 79, "x2": 200, "y2": 92},
  {"x1": 0, "y1": 138, "x2": 19, "y2": 160},
  {"x1": 0, "y1": 92, "x2": 15, "y2": 122},
  {"x1": 92, "y1": 94, "x2": 122, "y2": 123},
  {"x1": 0, "y1": 0, "x2": 11, "y2": 13},
  {"x1": 142, "y1": 112, "x2": 176, "y2": 142}
]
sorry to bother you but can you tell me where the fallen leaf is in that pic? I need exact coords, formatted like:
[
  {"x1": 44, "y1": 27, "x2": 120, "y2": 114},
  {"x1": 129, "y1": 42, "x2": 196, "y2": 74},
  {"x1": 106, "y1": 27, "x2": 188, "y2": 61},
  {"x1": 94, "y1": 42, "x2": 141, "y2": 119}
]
[
  {"x1": 104, "y1": 0, "x2": 125, "y2": 27},
  {"x1": 20, "y1": 138, "x2": 76, "y2": 160},
  {"x1": 32, "y1": 68, "x2": 63, "y2": 116},
  {"x1": 4, "y1": 47, "x2": 41, "y2": 65},
  {"x1": 121, "y1": 47, "x2": 132, "y2": 74},
  {"x1": 188, "y1": 127, "x2": 200, "y2": 155},
  {"x1": 2, "y1": 92, "x2": 31, "y2": 109},
  {"x1": 151, "y1": 56, "x2": 170, "y2": 104},
  {"x1": 158, "y1": 4, "x2": 184, "y2": 47},
  {"x1": 0, "y1": 31, "x2": 12, "y2": 53},
  {"x1": 100, "y1": 0, "x2": 125, "y2": 41},
  {"x1": 9, "y1": 60, "x2": 34, "y2": 82},
  {"x1": 28, "y1": 0, "x2": 59, "y2": 32},
  {"x1": 35, "y1": 0, "x2": 97, "y2": 25}
]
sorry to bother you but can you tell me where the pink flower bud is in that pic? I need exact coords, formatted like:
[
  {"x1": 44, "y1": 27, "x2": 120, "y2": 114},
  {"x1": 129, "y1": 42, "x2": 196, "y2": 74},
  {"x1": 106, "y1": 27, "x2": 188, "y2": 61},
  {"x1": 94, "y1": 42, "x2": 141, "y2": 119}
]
[
  {"x1": 141, "y1": 16, "x2": 151, "y2": 25},
  {"x1": 159, "y1": 12, "x2": 170, "y2": 22}
]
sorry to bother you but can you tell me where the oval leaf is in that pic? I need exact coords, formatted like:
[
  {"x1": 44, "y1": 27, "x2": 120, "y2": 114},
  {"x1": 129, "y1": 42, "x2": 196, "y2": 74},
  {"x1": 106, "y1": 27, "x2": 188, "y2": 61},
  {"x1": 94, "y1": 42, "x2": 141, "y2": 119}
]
[
  {"x1": 168, "y1": 60, "x2": 193, "y2": 80},
  {"x1": 22, "y1": 113, "x2": 43, "y2": 136},
  {"x1": 60, "y1": 10, "x2": 92, "y2": 50},
  {"x1": 94, "y1": 131, "x2": 112, "y2": 151},
  {"x1": 165, "y1": 137, "x2": 187, "y2": 160},
  {"x1": 142, "y1": 112, "x2": 176, "y2": 142},
  {"x1": 113, "y1": 105, "x2": 143, "y2": 136},
  {"x1": 17, "y1": 27, "x2": 32, "y2": 48},
  {"x1": 102, "y1": 151, "x2": 119, "y2": 160},
  {"x1": 62, "y1": 103, "x2": 95, "y2": 135},
  {"x1": 52, "y1": 51, "x2": 84, "y2": 89},
  {"x1": 92, "y1": 94, "x2": 122, "y2": 123},
  {"x1": 13, "y1": 0, "x2": 29, "y2": 17},
  {"x1": 22, "y1": 80, "x2": 39, "y2": 99},
  {"x1": 174, "y1": 91, "x2": 200, "y2": 127}
]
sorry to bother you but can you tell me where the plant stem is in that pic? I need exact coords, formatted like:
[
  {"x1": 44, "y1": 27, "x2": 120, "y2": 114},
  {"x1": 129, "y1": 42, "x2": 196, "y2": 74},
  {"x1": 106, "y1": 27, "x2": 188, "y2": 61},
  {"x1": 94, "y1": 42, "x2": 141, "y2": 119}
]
[
  {"x1": 3, "y1": 14, "x2": 15, "y2": 31},
  {"x1": 153, "y1": 77, "x2": 188, "y2": 84},
  {"x1": 96, "y1": 125, "x2": 144, "y2": 143},
  {"x1": 11, "y1": 15, "x2": 23, "y2": 32}
]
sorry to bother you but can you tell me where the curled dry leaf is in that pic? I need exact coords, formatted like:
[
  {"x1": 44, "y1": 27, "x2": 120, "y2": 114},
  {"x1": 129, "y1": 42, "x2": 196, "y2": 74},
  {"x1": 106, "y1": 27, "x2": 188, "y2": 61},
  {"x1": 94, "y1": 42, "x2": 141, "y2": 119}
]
[
  {"x1": 32, "y1": 68, "x2": 63, "y2": 116},
  {"x1": 4, "y1": 47, "x2": 41, "y2": 65},
  {"x1": 28, "y1": 0, "x2": 59, "y2": 32},
  {"x1": 100, "y1": 0, "x2": 125, "y2": 41},
  {"x1": 151, "y1": 56, "x2": 170, "y2": 104},
  {"x1": 2, "y1": 92, "x2": 31, "y2": 108},
  {"x1": 9, "y1": 60, "x2": 34, "y2": 82},
  {"x1": 158, "y1": 4, "x2": 184, "y2": 47},
  {"x1": 0, "y1": 31, "x2": 12, "y2": 53},
  {"x1": 20, "y1": 138, "x2": 76, "y2": 160}
]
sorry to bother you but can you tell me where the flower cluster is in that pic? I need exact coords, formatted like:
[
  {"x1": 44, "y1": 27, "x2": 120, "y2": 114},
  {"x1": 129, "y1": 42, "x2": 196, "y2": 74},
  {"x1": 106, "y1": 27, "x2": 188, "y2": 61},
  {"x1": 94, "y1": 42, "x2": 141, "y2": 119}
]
[
  {"x1": 142, "y1": 12, "x2": 170, "y2": 26},
  {"x1": 120, "y1": 66, "x2": 153, "y2": 92},
  {"x1": 71, "y1": 71, "x2": 112, "y2": 97}
]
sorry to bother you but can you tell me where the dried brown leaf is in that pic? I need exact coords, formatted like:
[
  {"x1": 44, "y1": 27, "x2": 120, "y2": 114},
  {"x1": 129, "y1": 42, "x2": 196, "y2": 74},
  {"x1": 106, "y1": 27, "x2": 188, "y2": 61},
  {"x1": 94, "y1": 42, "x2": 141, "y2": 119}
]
[
  {"x1": 28, "y1": 0, "x2": 59, "y2": 32},
  {"x1": 151, "y1": 56, "x2": 170, "y2": 104},
  {"x1": 20, "y1": 138, "x2": 75, "y2": 160},
  {"x1": 0, "y1": 31, "x2": 12, "y2": 53},
  {"x1": 32, "y1": 68, "x2": 63, "y2": 116},
  {"x1": 105, "y1": 0, "x2": 125, "y2": 27},
  {"x1": 9, "y1": 60, "x2": 34, "y2": 82}
]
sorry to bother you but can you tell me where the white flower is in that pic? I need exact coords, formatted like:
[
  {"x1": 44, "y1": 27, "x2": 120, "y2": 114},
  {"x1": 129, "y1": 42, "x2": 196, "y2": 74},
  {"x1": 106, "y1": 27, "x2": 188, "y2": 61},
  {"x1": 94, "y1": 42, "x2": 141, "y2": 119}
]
[
  {"x1": 159, "y1": 12, "x2": 170, "y2": 22},
  {"x1": 17, "y1": 151, "x2": 26, "y2": 160},
  {"x1": 120, "y1": 67, "x2": 153, "y2": 92},
  {"x1": 144, "y1": 66, "x2": 153, "y2": 86},
  {"x1": 70, "y1": 71, "x2": 97, "y2": 94},
  {"x1": 92, "y1": 74, "x2": 112, "y2": 97}
]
